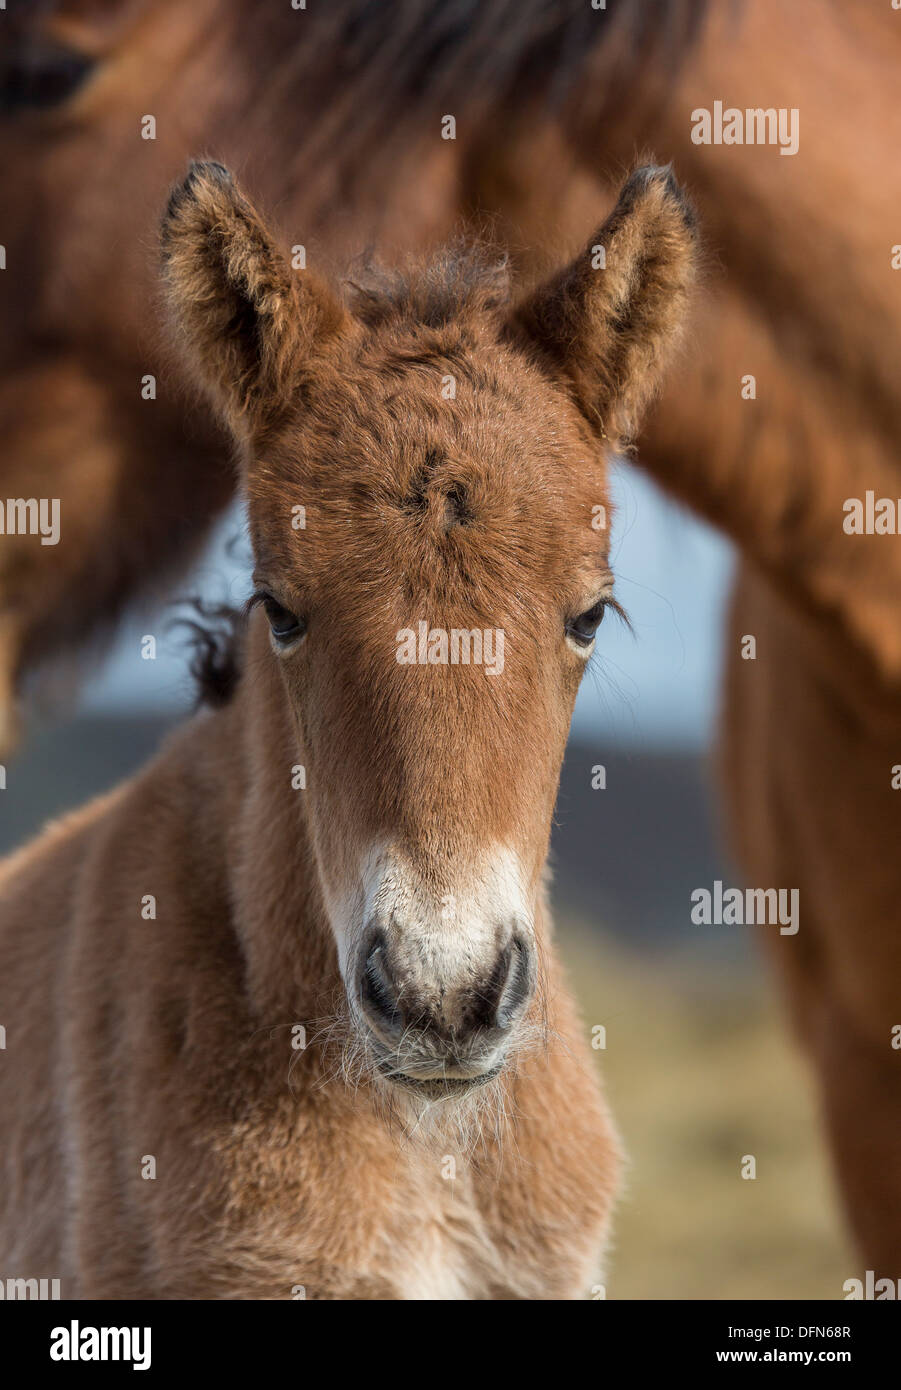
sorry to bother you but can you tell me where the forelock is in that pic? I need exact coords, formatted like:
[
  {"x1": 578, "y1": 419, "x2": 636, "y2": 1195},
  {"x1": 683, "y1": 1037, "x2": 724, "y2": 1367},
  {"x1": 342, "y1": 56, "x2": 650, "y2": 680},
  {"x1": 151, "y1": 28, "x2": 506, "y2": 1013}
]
[{"x1": 344, "y1": 240, "x2": 512, "y2": 331}]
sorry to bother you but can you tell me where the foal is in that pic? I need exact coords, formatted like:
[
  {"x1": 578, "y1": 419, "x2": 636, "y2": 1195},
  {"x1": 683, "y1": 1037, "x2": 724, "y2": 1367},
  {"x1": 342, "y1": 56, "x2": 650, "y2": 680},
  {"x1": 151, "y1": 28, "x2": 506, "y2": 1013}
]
[{"x1": 0, "y1": 162, "x2": 696, "y2": 1298}]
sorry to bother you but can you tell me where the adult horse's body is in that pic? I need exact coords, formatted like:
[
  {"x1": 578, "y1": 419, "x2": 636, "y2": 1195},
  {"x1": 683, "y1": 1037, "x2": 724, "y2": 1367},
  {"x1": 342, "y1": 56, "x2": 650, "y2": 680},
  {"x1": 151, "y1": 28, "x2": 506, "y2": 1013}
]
[{"x1": 0, "y1": 163, "x2": 696, "y2": 1297}]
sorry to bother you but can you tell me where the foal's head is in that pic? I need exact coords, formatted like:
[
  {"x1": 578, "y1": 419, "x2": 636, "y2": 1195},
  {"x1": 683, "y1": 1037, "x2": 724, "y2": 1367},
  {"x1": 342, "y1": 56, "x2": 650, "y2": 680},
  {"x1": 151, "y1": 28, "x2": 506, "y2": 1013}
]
[{"x1": 162, "y1": 161, "x2": 696, "y2": 1100}]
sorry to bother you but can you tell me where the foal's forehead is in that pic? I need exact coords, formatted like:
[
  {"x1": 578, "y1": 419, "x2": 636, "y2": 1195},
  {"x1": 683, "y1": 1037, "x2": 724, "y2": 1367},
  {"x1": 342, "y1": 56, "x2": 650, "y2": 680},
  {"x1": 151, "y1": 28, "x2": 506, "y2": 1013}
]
[
  {"x1": 270, "y1": 340, "x2": 607, "y2": 515},
  {"x1": 249, "y1": 339, "x2": 612, "y2": 601}
]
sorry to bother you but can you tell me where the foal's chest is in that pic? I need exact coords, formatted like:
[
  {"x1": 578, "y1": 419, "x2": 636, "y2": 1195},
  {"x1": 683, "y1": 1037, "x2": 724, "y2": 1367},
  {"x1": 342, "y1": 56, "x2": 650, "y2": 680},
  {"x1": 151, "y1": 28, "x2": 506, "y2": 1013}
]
[
  {"x1": 390, "y1": 1218, "x2": 489, "y2": 1300},
  {"x1": 335, "y1": 1152, "x2": 515, "y2": 1300}
]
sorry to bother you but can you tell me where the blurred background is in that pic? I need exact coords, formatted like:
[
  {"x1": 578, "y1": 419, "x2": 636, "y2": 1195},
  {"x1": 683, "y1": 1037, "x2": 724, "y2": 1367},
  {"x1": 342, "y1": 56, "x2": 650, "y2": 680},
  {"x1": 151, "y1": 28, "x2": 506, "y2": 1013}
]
[{"x1": 1, "y1": 460, "x2": 850, "y2": 1298}]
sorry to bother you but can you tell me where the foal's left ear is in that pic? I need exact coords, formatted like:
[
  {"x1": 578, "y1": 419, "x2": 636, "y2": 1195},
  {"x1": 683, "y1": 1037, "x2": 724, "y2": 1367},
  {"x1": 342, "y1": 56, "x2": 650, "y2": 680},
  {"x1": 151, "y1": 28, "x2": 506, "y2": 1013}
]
[
  {"x1": 161, "y1": 161, "x2": 347, "y2": 435},
  {"x1": 511, "y1": 164, "x2": 699, "y2": 445}
]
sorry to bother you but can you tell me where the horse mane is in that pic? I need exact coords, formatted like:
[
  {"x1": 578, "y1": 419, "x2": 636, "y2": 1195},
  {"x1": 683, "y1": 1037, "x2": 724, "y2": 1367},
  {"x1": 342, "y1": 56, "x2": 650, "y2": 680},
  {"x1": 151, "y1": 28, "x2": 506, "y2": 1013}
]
[
  {"x1": 224, "y1": 1, "x2": 709, "y2": 201},
  {"x1": 236, "y1": 0, "x2": 708, "y2": 121}
]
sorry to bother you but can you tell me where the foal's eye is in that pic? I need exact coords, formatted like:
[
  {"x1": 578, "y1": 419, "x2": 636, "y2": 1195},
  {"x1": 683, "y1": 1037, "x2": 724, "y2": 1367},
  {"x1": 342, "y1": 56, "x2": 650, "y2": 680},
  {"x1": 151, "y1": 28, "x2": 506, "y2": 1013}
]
[
  {"x1": 566, "y1": 599, "x2": 608, "y2": 648},
  {"x1": 259, "y1": 595, "x2": 307, "y2": 646}
]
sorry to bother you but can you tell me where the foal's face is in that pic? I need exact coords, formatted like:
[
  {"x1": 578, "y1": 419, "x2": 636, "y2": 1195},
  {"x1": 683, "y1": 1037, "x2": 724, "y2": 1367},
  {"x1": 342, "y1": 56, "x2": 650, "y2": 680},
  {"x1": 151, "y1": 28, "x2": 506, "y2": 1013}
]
[
  {"x1": 162, "y1": 160, "x2": 696, "y2": 1096},
  {"x1": 248, "y1": 333, "x2": 611, "y2": 1090}
]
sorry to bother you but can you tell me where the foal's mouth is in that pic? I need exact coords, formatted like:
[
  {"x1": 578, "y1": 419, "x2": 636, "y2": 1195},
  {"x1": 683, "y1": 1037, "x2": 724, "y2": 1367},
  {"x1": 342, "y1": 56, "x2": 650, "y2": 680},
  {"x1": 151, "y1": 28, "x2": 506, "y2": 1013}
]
[
  {"x1": 365, "y1": 1033, "x2": 504, "y2": 1098},
  {"x1": 375, "y1": 1060, "x2": 503, "y2": 1100}
]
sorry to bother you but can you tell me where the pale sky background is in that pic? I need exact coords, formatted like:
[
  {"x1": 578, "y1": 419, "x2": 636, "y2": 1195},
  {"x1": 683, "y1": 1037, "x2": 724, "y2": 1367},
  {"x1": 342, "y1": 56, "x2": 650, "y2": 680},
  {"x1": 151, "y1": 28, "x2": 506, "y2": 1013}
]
[{"x1": 80, "y1": 461, "x2": 735, "y2": 751}]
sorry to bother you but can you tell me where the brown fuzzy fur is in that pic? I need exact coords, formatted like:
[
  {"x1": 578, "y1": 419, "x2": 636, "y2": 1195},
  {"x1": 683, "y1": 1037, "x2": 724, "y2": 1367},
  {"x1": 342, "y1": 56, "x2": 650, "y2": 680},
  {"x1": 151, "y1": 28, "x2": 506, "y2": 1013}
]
[{"x1": 0, "y1": 163, "x2": 697, "y2": 1298}]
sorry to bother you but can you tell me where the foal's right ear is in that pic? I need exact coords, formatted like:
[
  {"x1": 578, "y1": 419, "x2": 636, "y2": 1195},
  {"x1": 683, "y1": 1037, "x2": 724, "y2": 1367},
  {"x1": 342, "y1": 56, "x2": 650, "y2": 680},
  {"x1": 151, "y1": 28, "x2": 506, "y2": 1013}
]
[{"x1": 161, "y1": 161, "x2": 346, "y2": 435}]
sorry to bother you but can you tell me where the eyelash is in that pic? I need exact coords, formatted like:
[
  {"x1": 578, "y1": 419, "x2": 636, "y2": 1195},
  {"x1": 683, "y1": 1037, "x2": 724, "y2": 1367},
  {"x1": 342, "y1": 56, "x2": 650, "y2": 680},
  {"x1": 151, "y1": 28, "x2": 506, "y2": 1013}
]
[
  {"x1": 565, "y1": 594, "x2": 630, "y2": 647},
  {"x1": 248, "y1": 590, "x2": 307, "y2": 644}
]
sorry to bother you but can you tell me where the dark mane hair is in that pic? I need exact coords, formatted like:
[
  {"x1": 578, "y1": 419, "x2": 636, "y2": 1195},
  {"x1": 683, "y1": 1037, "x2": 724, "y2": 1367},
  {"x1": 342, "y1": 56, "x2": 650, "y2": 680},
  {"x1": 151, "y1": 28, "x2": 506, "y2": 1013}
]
[
  {"x1": 233, "y1": 1, "x2": 709, "y2": 171},
  {"x1": 169, "y1": 600, "x2": 248, "y2": 710}
]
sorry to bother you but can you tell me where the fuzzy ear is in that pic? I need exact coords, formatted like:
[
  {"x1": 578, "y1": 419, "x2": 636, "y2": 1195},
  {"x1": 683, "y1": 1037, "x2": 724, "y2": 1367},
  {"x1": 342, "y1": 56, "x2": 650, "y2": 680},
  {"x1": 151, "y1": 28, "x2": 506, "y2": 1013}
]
[
  {"x1": 161, "y1": 161, "x2": 346, "y2": 434},
  {"x1": 512, "y1": 164, "x2": 698, "y2": 445}
]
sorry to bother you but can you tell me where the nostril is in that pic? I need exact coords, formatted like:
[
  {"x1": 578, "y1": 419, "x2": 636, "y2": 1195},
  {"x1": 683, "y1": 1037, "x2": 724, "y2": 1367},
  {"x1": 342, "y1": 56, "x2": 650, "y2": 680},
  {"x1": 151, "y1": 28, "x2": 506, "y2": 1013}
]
[
  {"x1": 361, "y1": 932, "x2": 403, "y2": 1035},
  {"x1": 494, "y1": 936, "x2": 534, "y2": 1031},
  {"x1": 469, "y1": 935, "x2": 534, "y2": 1033}
]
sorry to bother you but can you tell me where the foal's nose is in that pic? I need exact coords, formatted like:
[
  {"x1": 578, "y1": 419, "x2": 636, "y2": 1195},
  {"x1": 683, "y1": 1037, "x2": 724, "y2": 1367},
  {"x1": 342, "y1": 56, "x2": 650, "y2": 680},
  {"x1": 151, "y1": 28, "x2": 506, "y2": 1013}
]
[{"x1": 359, "y1": 928, "x2": 534, "y2": 1046}]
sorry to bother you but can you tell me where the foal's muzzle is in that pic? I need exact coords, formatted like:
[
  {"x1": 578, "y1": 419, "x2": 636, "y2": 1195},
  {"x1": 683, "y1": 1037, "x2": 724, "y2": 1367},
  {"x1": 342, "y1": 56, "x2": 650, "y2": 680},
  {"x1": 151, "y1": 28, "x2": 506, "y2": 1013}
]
[{"x1": 356, "y1": 927, "x2": 536, "y2": 1093}]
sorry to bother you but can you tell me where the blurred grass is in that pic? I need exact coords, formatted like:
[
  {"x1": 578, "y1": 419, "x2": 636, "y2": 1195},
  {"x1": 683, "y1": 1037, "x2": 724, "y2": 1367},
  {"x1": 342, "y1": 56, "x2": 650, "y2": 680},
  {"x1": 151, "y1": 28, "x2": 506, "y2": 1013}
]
[{"x1": 558, "y1": 920, "x2": 851, "y2": 1299}]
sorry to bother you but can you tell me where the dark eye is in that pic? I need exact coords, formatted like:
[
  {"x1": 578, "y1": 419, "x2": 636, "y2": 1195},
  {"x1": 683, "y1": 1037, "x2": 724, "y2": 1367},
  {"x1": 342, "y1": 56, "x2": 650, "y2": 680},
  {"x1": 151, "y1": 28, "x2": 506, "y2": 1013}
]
[
  {"x1": 259, "y1": 595, "x2": 306, "y2": 646},
  {"x1": 566, "y1": 599, "x2": 608, "y2": 647},
  {"x1": 1, "y1": 42, "x2": 96, "y2": 114}
]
